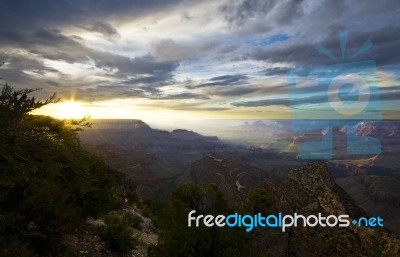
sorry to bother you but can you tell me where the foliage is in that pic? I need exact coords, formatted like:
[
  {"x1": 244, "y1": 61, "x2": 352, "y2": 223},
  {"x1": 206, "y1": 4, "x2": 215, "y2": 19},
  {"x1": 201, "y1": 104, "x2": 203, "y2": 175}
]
[
  {"x1": 148, "y1": 182, "x2": 251, "y2": 257},
  {"x1": 125, "y1": 212, "x2": 143, "y2": 230},
  {"x1": 361, "y1": 228, "x2": 399, "y2": 257},
  {"x1": 0, "y1": 84, "x2": 57, "y2": 126},
  {"x1": 100, "y1": 212, "x2": 138, "y2": 253},
  {"x1": 0, "y1": 84, "x2": 137, "y2": 256},
  {"x1": 243, "y1": 188, "x2": 273, "y2": 215},
  {"x1": 0, "y1": 238, "x2": 37, "y2": 257}
]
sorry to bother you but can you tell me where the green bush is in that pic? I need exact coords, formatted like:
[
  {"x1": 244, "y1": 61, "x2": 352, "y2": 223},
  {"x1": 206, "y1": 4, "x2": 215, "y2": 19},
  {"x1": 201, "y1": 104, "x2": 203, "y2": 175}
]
[
  {"x1": 244, "y1": 188, "x2": 273, "y2": 215},
  {"x1": 0, "y1": 238, "x2": 37, "y2": 257},
  {"x1": 0, "y1": 84, "x2": 138, "y2": 255},
  {"x1": 125, "y1": 212, "x2": 143, "y2": 230},
  {"x1": 101, "y1": 212, "x2": 138, "y2": 253},
  {"x1": 148, "y1": 182, "x2": 251, "y2": 257}
]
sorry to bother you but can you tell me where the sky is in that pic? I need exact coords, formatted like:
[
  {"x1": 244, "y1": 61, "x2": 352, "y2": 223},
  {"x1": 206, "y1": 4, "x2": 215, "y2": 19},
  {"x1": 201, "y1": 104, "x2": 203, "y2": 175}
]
[{"x1": 0, "y1": 0, "x2": 399, "y2": 121}]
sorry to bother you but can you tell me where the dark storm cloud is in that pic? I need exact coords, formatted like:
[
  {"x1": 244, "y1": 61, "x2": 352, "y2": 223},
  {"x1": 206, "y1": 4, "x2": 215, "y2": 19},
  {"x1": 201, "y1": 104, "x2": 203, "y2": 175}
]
[
  {"x1": 0, "y1": 29, "x2": 94, "y2": 63},
  {"x1": 232, "y1": 98, "x2": 289, "y2": 107},
  {"x1": 192, "y1": 74, "x2": 248, "y2": 88},
  {"x1": 1, "y1": 29, "x2": 178, "y2": 76},
  {"x1": 249, "y1": 26, "x2": 400, "y2": 68},
  {"x1": 350, "y1": 26, "x2": 400, "y2": 66},
  {"x1": 79, "y1": 84, "x2": 209, "y2": 101},
  {"x1": 153, "y1": 39, "x2": 219, "y2": 62},
  {"x1": 260, "y1": 67, "x2": 290, "y2": 76},
  {"x1": 202, "y1": 80, "x2": 288, "y2": 97},
  {"x1": 250, "y1": 41, "x2": 323, "y2": 66},
  {"x1": 98, "y1": 54, "x2": 179, "y2": 78},
  {"x1": 223, "y1": 0, "x2": 400, "y2": 70},
  {"x1": 0, "y1": 0, "x2": 184, "y2": 78},
  {"x1": 231, "y1": 93, "x2": 340, "y2": 107},
  {"x1": 232, "y1": 86, "x2": 400, "y2": 108},
  {"x1": 221, "y1": 0, "x2": 305, "y2": 27},
  {"x1": 218, "y1": 45, "x2": 238, "y2": 54},
  {"x1": 78, "y1": 21, "x2": 120, "y2": 40},
  {"x1": 151, "y1": 93, "x2": 210, "y2": 100},
  {"x1": 379, "y1": 86, "x2": 400, "y2": 101},
  {"x1": 221, "y1": 0, "x2": 277, "y2": 27},
  {"x1": 350, "y1": 0, "x2": 400, "y2": 19},
  {"x1": 77, "y1": 84, "x2": 159, "y2": 102},
  {"x1": 208, "y1": 86, "x2": 259, "y2": 97},
  {"x1": 0, "y1": 0, "x2": 184, "y2": 32},
  {"x1": 44, "y1": 80, "x2": 60, "y2": 87},
  {"x1": 0, "y1": 28, "x2": 179, "y2": 96},
  {"x1": 0, "y1": 51, "x2": 62, "y2": 90},
  {"x1": 232, "y1": 92, "x2": 369, "y2": 107},
  {"x1": 0, "y1": 1, "x2": 183, "y2": 100},
  {"x1": 0, "y1": 52, "x2": 50, "y2": 73},
  {"x1": 122, "y1": 74, "x2": 174, "y2": 86},
  {"x1": 0, "y1": 0, "x2": 398, "y2": 110},
  {"x1": 273, "y1": 0, "x2": 305, "y2": 25}
]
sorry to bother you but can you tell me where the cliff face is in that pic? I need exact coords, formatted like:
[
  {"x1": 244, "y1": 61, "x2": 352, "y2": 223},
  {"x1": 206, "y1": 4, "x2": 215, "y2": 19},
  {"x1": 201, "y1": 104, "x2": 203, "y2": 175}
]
[
  {"x1": 269, "y1": 162, "x2": 363, "y2": 216},
  {"x1": 80, "y1": 119, "x2": 223, "y2": 150},
  {"x1": 79, "y1": 120, "x2": 228, "y2": 200},
  {"x1": 190, "y1": 154, "x2": 266, "y2": 205},
  {"x1": 355, "y1": 121, "x2": 399, "y2": 138},
  {"x1": 264, "y1": 162, "x2": 399, "y2": 257}
]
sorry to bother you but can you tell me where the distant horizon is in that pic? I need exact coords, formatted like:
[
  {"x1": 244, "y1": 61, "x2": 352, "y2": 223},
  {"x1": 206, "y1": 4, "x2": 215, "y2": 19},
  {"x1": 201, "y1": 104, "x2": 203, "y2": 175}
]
[{"x1": 76, "y1": 117, "x2": 400, "y2": 138}]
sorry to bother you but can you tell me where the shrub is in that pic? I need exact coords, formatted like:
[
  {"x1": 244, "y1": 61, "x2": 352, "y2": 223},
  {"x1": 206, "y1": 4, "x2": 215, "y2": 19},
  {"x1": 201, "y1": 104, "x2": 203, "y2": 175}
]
[
  {"x1": 0, "y1": 84, "x2": 138, "y2": 255},
  {"x1": 244, "y1": 188, "x2": 274, "y2": 215},
  {"x1": 125, "y1": 212, "x2": 143, "y2": 230},
  {"x1": 0, "y1": 238, "x2": 37, "y2": 257},
  {"x1": 101, "y1": 212, "x2": 138, "y2": 253}
]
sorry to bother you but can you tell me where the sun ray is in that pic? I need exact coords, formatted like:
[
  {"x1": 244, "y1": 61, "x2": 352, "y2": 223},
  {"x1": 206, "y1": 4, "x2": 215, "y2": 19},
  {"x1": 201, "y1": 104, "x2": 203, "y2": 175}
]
[{"x1": 33, "y1": 101, "x2": 87, "y2": 120}]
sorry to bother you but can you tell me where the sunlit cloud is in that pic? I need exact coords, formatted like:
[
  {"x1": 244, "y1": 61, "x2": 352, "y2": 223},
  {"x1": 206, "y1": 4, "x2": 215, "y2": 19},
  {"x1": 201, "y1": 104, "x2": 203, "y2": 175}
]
[{"x1": 0, "y1": 0, "x2": 399, "y2": 120}]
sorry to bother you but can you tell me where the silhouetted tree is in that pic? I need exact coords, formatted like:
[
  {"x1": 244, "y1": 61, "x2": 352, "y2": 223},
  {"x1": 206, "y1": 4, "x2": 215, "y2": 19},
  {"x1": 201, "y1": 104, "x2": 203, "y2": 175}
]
[
  {"x1": 243, "y1": 188, "x2": 273, "y2": 215},
  {"x1": 0, "y1": 83, "x2": 137, "y2": 256},
  {"x1": 0, "y1": 83, "x2": 57, "y2": 126},
  {"x1": 148, "y1": 182, "x2": 250, "y2": 257}
]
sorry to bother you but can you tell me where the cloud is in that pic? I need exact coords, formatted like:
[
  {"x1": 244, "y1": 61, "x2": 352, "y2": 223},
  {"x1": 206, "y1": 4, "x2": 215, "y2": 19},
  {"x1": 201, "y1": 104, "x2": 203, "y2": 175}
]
[
  {"x1": 206, "y1": 86, "x2": 259, "y2": 97},
  {"x1": 221, "y1": 0, "x2": 305, "y2": 28},
  {"x1": 2, "y1": 29, "x2": 179, "y2": 77},
  {"x1": 248, "y1": 26, "x2": 400, "y2": 68},
  {"x1": 245, "y1": 33, "x2": 290, "y2": 47},
  {"x1": 273, "y1": 0, "x2": 304, "y2": 25},
  {"x1": 218, "y1": 45, "x2": 238, "y2": 54},
  {"x1": 232, "y1": 98, "x2": 289, "y2": 107},
  {"x1": 0, "y1": 29, "x2": 180, "y2": 99},
  {"x1": 192, "y1": 74, "x2": 248, "y2": 88},
  {"x1": 379, "y1": 86, "x2": 400, "y2": 101},
  {"x1": 0, "y1": 0, "x2": 184, "y2": 32},
  {"x1": 0, "y1": 51, "x2": 64, "y2": 92},
  {"x1": 151, "y1": 92, "x2": 210, "y2": 100},
  {"x1": 351, "y1": 26, "x2": 400, "y2": 66},
  {"x1": 231, "y1": 88, "x2": 400, "y2": 108},
  {"x1": 122, "y1": 74, "x2": 173, "y2": 86},
  {"x1": 78, "y1": 21, "x2": 120, "y2": 40},
  {"x1": 221, "y1": 0, "x2": 278, "y2": 27},
  {"x1": 153, "y1": 39, "x2": 219, "y2": 62},
  {"x1": 0, "y1": 0, "x2": 398, "y2": 117},
  {"x1": 0, "y1": 29, "x2": 179, "y2": 100},
  {"x1": 260, "y1": 67, "x2": 291, "y2": 76}
]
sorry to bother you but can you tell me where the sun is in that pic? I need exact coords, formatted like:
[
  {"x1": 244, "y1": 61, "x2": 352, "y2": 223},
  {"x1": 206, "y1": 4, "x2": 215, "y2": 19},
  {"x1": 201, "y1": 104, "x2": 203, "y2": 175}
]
[
  {"x1": 58, "y1": 101, "x2": 85, "y2": 119},
  {"x1": 36, "y1": 101, "x2": 87, "y2": 119}
]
